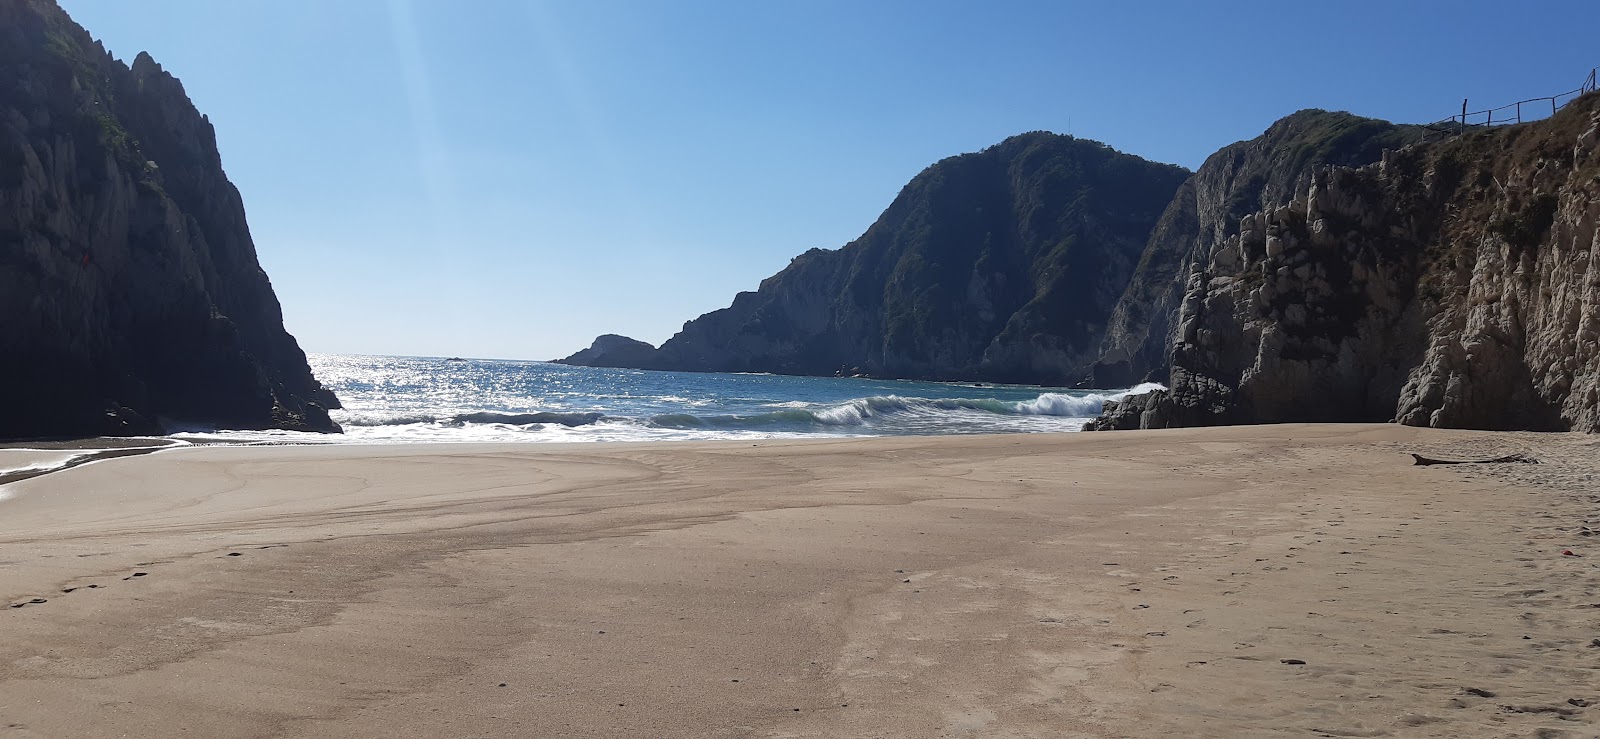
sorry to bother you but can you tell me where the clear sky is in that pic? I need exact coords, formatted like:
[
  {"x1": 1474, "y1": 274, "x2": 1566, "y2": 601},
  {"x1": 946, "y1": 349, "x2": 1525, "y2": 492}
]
[{"x1": 58, "y1": 0, "x2": 1598, "y2": 360}]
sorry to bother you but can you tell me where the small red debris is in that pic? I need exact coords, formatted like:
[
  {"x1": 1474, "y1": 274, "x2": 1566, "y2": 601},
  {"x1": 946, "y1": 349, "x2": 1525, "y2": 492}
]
[{"x1": 1562, "y1": 550, "x2": 1581, "y2": 557}]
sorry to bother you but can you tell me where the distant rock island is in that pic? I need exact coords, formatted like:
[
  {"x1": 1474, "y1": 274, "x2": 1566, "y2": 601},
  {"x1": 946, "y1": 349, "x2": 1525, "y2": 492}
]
[
  {"x1": 559, "y1": 335, "x2": 658, "y2": 369},
  {"x1": 562, "y1": 99, "x2": 1600, "y2": 434},
  {"x1": 0, "y1": 0, "x2": 339, "y2": 438}
]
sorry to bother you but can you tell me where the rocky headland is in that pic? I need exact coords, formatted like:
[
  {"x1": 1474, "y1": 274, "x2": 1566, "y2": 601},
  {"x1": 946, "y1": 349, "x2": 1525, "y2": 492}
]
[
  {"x1": 564, "y1": 89, "x2": 1600, "y2": 434},
  {"x1": 1082, "y1": 111, "x2": 1427, "y2": 388},
  {"x1": 1092, "y1": 94, "x2": 1600, "y2": 433},
  {"x1": 557, "y1": 134, "x2": 1190, "y2": 385},
  {"x1": 558, "y1": 334, "x2": 659, "y2": 370},
  {"x1": 0, "y1": 0, "x2": 338, "y2": 438}
]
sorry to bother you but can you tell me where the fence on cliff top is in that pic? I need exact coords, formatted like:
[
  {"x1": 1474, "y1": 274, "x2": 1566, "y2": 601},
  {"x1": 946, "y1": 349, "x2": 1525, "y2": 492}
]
[{"x1": 1425, "y1": 66, "x2": 1598, "y2": 137}]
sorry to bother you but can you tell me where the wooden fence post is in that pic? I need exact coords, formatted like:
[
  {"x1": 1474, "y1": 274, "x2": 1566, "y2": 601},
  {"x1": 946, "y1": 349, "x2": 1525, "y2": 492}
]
[{"x1": 1446, "y1": 68, "x2": 1599, "y2": 136}]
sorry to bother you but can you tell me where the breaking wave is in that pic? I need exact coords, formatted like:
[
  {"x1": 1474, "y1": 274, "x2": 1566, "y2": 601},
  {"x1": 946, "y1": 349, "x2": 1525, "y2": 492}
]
[
  {"x1": 649, "y1": 383, "x2": 1165, "y2": 430},
  {"x1": 341, "y1": 411, "x2": 604, "y2": 427},
  {"x1": 336, "y1": 383, "x2": 1164, "y2": 435},
  {"x1": 309, "y1": 353, "x2": 1168, "y2": 444}
]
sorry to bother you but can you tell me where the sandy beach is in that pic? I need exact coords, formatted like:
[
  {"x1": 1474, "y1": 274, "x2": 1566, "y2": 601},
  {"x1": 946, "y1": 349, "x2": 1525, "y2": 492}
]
[{"x1": 1, "y1": 425, "x2": 1597, "y2": 738}]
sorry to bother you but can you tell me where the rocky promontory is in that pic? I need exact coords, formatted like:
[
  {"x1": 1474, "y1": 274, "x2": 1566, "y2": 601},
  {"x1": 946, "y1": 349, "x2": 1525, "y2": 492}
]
[
  {"x1": 562, "y1": 69, "x2": 1600, "y2": 435},
  {"x1": 556, "y1": 334, "x2": 659, "y2": 368},
  {"x1": 558, "y1": 133, "x2": 1190, "y2": 384},
  {"x1": 0, "y1": 0, "x2": 339, "y2": 438},
  {"x1": 1091, "y1": 94, "x2": 1600, "y2": 433},
  {"x1": 1082, "y1": 110, "x2": 1426, "y2": 388}
]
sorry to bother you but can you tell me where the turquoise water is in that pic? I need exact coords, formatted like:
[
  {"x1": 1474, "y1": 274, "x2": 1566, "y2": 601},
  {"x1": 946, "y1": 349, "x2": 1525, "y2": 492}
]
[{"x1": 248, "y1": 354, "x2": 1160, "y2": 443}]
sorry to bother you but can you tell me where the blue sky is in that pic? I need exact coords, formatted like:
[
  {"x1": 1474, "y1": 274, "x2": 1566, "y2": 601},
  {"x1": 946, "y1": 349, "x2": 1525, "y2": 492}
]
[{"x1": 59, "y1": 0, "x2": 1598, "y2": 360}]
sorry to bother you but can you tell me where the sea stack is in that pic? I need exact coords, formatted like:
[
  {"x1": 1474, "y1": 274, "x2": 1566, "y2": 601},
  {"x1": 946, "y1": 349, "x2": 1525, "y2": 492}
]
[
  {"x1": 555, "y1": 334, "x2": 659, "y2": 368},
  {"x1": 0, "y1": 0, "x2": 339, "y2": 438}
]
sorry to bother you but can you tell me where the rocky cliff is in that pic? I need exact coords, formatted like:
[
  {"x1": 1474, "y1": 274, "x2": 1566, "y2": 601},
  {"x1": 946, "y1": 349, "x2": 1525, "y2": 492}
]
[
  {"x1": 1082, "y1": 110, "x2": 1426, "y2": 388},
  {"x1": 559, "y1": 133, "x2": 1190, "y2": 384},
  {"x1": 1090, "y1": 94, "x2": 1600, "y2": 433},
  {"x1": 0, "y1": 0, "x2": 339, "y2": 438}
]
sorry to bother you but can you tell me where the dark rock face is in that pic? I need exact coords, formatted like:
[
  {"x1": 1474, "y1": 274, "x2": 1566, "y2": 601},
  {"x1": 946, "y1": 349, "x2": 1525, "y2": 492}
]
[
  {"x1": 1083, "y1": 110, "x2": 1426, "y2": 388},
  {"x1": 555, "y1": 334, "x2": 658, "y2": 368},
  {"x1": 1090, "y1": 95, "x2": 1600, "y2": 433},
  {"x1": 560, "y1": 133, "x2": 1190, "y2": 384},
  {"x1": 0, "y1": 0, "x2": 339, "y2": 438}
]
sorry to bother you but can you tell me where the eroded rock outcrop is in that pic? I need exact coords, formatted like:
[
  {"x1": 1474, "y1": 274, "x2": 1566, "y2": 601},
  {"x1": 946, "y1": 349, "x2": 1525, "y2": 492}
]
[
  {"x1": 1091, "y1": 95, "x2": 1600, "y2": 432},
  {"x1": 559, "y1": 133, "x2": 1190, "y2": 384},
  {"x1": 555, "y1": 334, "x2": 658, "y2": 368},
  {"x1": 0, "y1": 0, "x2": 339, "y2": 438},
  {"x1": 1083, "y1": 110, "x2": 1425, "y2": 388}
]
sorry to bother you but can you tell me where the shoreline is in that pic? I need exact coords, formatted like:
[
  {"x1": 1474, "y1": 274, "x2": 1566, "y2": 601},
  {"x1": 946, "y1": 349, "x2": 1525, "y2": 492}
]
[
  {"x1": 0, "y1": 443, "x2": 179, "y2": 488},
  {"x1": 2, "y1": 425, "x2": 1595, "y2": 737}
]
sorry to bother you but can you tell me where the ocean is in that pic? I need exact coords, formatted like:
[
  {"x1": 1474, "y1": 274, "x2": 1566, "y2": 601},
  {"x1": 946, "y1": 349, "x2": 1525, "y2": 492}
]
[{"x1": 209, "y1": 353, "x2": 1162, "y2": 444}]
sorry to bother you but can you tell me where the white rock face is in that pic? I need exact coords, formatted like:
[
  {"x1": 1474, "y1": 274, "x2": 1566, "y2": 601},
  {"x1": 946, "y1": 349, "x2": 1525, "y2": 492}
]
[
  {"x1": 1094, "y1": 97, "x2": 1600, "y2": 433},
  {"x1": 1086, "y1": 109, "x2": 1428, "y2": 388}
]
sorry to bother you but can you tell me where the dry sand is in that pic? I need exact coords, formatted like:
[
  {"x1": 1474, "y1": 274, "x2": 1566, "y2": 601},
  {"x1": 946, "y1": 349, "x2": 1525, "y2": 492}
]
[{"x1": 1, "y1": 424, "x2": 1596, "y2": 738}]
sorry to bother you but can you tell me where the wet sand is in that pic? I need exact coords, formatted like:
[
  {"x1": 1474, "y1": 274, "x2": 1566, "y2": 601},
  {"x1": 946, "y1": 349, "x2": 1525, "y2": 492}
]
[{"x1": 1, "y1": 424, "x2": 1596, "y2": 737}]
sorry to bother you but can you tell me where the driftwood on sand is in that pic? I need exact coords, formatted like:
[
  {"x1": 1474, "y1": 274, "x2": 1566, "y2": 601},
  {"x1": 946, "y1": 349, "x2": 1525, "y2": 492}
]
[{"x1": 1410, "y1": 453, "x2": 1539, "y2": 466}]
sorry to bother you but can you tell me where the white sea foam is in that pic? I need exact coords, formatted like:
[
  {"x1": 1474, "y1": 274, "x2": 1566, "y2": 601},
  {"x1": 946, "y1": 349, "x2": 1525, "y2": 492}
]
[
  {"x1": 320, "y1": 385, "x2": 1166, "y2": 442},
  {"x1": 0, "y1": 442, "x2": 187, "y2": 499},
  {"x1": 1016, "y1": 382, "x2": 1166, "y2": 416},
  {"x1": 0, "y1": 450, "x2": 94, "y2": 479},
  {"x1": 285, "y1": 354, "x2": 1170, "y2": 445}
]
